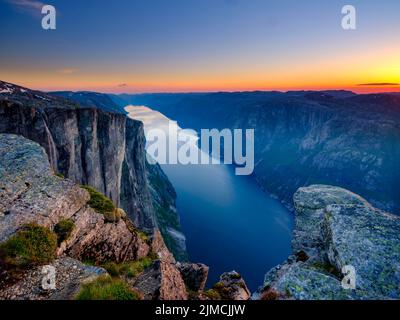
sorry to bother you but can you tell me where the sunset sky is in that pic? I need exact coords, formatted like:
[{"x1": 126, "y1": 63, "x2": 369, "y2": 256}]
[{"x1": 0, "y1": 0, "x2": 399, "y2": 93}]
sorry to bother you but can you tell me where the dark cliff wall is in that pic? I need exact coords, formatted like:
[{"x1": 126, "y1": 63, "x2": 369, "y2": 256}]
[
  {"x1": 146, "y1": 161, "x2": 188, "y2": 261},
  {"x1": 0, "y1": 99, "x2": 155, "y2": 232}
]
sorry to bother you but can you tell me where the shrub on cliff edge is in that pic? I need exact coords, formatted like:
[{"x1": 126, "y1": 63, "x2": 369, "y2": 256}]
[
  {"x1": 0, "y1": 223, "x2": 57, "y2": 270},
  {"x1": 81, "y1": 185, "x2": 115, "y2": 216}
]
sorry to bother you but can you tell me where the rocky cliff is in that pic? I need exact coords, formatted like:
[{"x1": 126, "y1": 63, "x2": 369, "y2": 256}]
[
  {"x1": 0, "y1": 81, "x2": 156, "y2": 233},
  {"x1": 146, "y1": 161, "x2": 188, "y2": 261},
  {"x1": 254, "y1": 185, "x2": 400, "y2": 300},
  {"x1": 0, "y1": 134, "x2": 149, "y2": 299},
  {"x1": 0, "y1": 134, "x2": 217, "y2": 300},
  {"x1": 45, "y1": 85, "x2": 186, "y2": 259}
]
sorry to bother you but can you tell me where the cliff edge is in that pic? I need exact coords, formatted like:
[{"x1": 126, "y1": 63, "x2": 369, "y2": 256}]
[{"x1": 255, "y1": 185, "x2": 400, "y2": 300}]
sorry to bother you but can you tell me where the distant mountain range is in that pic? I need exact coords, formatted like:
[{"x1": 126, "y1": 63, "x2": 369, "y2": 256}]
[
  {"x1": 111, "y1": 90, "x2": 400, "y2": 215},
  {"x1": 52, "y1": 91, "x2": 127, "y2": 114}
]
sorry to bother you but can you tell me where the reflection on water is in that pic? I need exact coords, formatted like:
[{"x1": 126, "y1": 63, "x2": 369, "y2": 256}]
[{"x1": 126, "y1": 105, "x2": 293, "y2": 291}]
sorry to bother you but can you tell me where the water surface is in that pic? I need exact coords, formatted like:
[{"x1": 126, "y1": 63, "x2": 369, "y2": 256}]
[{"x1": 126, "y1": 105, "x2": 293, "y2": 291}]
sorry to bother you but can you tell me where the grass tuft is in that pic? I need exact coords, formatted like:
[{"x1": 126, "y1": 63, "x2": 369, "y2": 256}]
[
  {"x1": 81, "y1": 185, "x2": 115, "y2": 216},
  {"x1": 0, "y1": 223, "x2": 57, "y2": 271},
  {"x1": 75, "y1": 275, "x2": 141, "y2": 300},
  {"x1": 54, "y1": 219, "x2": 75, "y2": 245},
  {"x1": 204, "y1": 289, "x2": 221, "y2": 300},
  {"x1": 102, "y1": 257, "x2": 153, "y2": 278}
]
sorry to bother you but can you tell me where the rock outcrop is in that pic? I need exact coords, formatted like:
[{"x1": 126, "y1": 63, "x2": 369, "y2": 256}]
[
  {"x1": 255, "y1": 185, "x2": 400, "y2": 300},
  {"x1": 129, "y1": 231, "x2": 190, "y2": 300},
  {"x1": 132, "y1": 260, "x2": 188, "y2": 300},
  {"x1": 0, "y1": 134, "x2": 150, "y2": 265},
  {"x1": 215, "y1": 272, "x2": 251, "y2": 300},
  {"x1": 0, "y1": 257, "x2": 107, "y2": 300},
  {"x1": 176, "y1": 262, "x2": 209, "y2": 292}
]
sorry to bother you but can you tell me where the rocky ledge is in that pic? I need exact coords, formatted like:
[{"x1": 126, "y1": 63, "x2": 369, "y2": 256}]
[{"x1": 255, "y1": 185, "x2": 400, "y2": 300}]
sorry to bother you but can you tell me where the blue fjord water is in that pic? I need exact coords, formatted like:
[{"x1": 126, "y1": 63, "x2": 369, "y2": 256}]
[{"x1": 126, "y1": 105, "x2": 293, "y2": 291}]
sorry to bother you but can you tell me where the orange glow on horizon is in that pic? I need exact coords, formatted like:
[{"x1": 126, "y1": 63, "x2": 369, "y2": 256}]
[{"x1": 1, "y1": 44, "x2": 399, "y2": 94}]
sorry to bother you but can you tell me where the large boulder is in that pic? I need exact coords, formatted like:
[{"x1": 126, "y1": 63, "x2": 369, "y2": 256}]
[
  {"x1": 132, "y1": 260, "x2": 188, "y2": 300},
  {"x1": 0, "y1": 257, "x2": 106, "y2": 300},
  {"x1": 176, "y1": 262, "x2": 209, "y2": 292},
  {"x1": 255, "y1": 185, "x2": 400, "y2": 300},
  {"x1": 213, "y1": 271, "x2": 250, "y2": 300}
]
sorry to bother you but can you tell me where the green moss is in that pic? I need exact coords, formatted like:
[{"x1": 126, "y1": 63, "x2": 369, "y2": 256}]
[
  {"x1": 0, "y1": 223, "x2": 57, "y2": 270},
  {"x1": 82, "y1": 258, "x2": 97, "y2": 266},
  {"x1": 102, "y1": 262, "x2": 120, "y2": 277},
  {"x1": 102, "y1": 257, "x2": 154, "y2": 279},
  {"x1": 230, "y1": 273, "x2": 242, "y2": 280},
  {"x1": 204, "y1": 289, "x2": 221, "y2": 300},
  {"x1": 75, "y1": 275, "x2": 140, "y2": 300},
  {"x1": 55, "y1": 172, "x2": 65, "y2": 179},
  {"x1": 148, "y1": 251, "x2": 159, "y2": 261},
  {"x1": 137, "y1": 230, "x2": 149, "y2": 242},
  {"x1": 124, "y1": 258, "x2": 153, "y2": 278},
  {"x1": 285, "y1": 285, "x2": 292, "y2": 298},
  {"x1": 311, "y1": 262, "x2": 342, "y2": 278},
  {"x1": 212, "y1": 281, "x2": 225, "y2": 290},
  {"x1": 81, "y1": 185, "x2": 115, "y2": 216},
  {"x1": 54, "y1": 219, "x2": 75, "y2": 245}
]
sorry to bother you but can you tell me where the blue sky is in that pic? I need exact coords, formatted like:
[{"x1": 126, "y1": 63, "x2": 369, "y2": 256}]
[{"x1": 0, "y1": 0, "x2": 399, "y2": 92}]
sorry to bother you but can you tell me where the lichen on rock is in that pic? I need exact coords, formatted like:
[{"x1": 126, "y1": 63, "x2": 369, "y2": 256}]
[{"x1": 255, "y1": 185, "x2": 400, "y2": 300}]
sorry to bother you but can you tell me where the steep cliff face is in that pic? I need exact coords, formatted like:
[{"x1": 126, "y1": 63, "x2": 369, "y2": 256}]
[
  {"x1": 0, "y1": 81, "x2": 154, "y2": 232},
  {"x1": 122, "y1": 91, "x2": 400, "y2": 214},
  {"x1": 146, "y1": 162, "x2": 188, "y2": 261},
  {"x1": 254, "y1": 185, "x2": 400, "y2": 300}
]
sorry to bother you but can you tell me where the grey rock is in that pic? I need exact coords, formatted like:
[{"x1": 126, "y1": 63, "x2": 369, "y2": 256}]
[
  {"x1": 216, "y1": 271, "x2": 251, "y2": 300},
  {"x1": 256, "y1": 185, "x2": 400, "y2": 300},
  {"x1": 0, "y1": 257, "x2": 107, "y2": 300}
]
